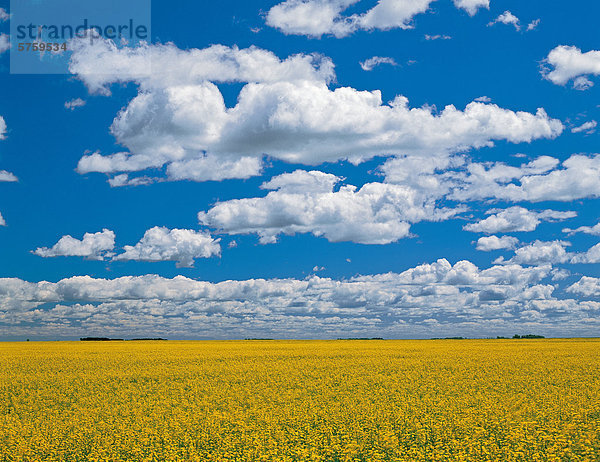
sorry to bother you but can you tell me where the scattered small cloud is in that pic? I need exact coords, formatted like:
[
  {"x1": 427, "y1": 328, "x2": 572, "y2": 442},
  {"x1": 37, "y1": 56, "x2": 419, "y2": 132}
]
[
  {"x1": 108, "y1": 174, "x2": 157, "y2": 188},
  {"x1": 360, "y1": 56, "x2": 398, "y2": 71},
  {"x1": 574, "y1": 76, "x2": 594, "y2": 91},
  {"x1": 64, "y1": 98, "x2": 86, "y2": 110},
  {"x1": 425, "y1": 34, "x2": 451, "y2": 41},
  {"x1": 0, "y1": 170, "x2": 18, "y2": 182},
  {"x1": 571, "y1": 120, "x2": 597, "y2": 134},
  {"x1": 488, "y1": 11, "x2": 520, "y2": 31},
  {"x1": 526, "y1": 19, "x2": 540, "y2": 31},
  {"x1": 0, "y1": 34, "x2": 10, "y2": 54},
  {"x1": 474, "y1": 96, "x2": 492, "y2": 103},
  {"x1": 564, "y1": 221, "x2": 600, "y2": 236}
]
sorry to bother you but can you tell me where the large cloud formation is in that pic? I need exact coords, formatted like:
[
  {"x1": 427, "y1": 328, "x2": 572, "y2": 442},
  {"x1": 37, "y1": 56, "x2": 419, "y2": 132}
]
[
  {"x1": 69, "y1": 38, "x2": 562, "y2": 185},
  {"x1": 2, "y1": 258, "x2": 599, "y2": 339},
  {"x1": 382, "y1": 154, "x2": 600, "y2": 203},
  {"x1": 198, "y1": 170, "x2": 461, "y2": 244}
]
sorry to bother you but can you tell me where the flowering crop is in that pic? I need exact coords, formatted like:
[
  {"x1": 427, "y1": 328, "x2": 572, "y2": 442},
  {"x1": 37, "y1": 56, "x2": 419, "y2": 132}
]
[{"x1": 1, "y1": 339, "x2": 599, "y2": 461}]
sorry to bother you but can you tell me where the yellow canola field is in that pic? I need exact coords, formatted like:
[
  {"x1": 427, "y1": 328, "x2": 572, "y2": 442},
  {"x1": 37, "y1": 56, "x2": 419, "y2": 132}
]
[{"x1": 1, "y1": 339, "x2": 599, "y2": 461}]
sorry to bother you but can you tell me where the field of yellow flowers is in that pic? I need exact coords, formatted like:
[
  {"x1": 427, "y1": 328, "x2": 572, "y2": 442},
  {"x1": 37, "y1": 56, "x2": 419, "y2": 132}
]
[{"x1": 1, "y1": 339, "x2": 599, "y2": 461}]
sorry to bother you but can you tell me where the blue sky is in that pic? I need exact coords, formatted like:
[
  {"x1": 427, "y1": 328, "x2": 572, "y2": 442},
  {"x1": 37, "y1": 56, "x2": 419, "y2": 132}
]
[{"x1": 0, "y1": 0, "x2": 600, "y2": 340}]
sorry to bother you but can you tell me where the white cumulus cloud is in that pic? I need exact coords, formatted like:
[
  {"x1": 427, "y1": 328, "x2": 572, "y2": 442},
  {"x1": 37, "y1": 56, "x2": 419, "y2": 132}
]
[
  {"x1": 198, "y1": 170, "x2": 462, "y2": 245},
  {"x1": 498, "y1": 240, "x2": 571, "y2": 266},
  {"x1": 266, "y1": 0, "x2": 434, "y2": 38},
  {"x1": 33, "y1": 230, "x2": 116, "y2": 260},
  {"x1": 488, "y1": 11, "x2": 520, "y2": 31},
  {"x1": 1, "y1": 258, "x2": 587, "y2": 340},
  {"x1": 544, "y1": 46, "x2": 600, "y2": 90},
  {"x1": 114, "y1": 227, "x2": 221, "y2": 268},
  {"x1": 68, "y1": 38, "x2": 562, "y2": 185},
  {"x1": 464, "y1": 206, "x2": 576, "y2": 234},
  {"x1": 571, "y1": 243, "x2": 600, "y2": 264},
  {"x1": 453, "y1": 0, "x2": 489, "y2": 16},
  {"x1": 449, "y1": 154, "x2": 600, "y2": 203},
  {"x1": 266, "y1": 0, "x2": 489, "y2": 38},
  {"x1": 476, "y1": 235, "x2": 519, "y2": 251}
]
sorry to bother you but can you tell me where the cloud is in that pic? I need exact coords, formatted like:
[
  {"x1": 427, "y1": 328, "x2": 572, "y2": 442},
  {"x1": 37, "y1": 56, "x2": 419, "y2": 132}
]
[
  {"x1": 359, "y1": 56, "x2": 397, "y2": 71},
  {"x1": 448, "y1": 154, "x2": 600, "y2": 203},
  {"x1": 498, "y1": 240, "x2": 571, "y2": 266},
  {"x1": 571, "y1": 120, "x2": 596, "y2": 134},
  {"x1": 265, "y1": 0, "x2": 435, "y2": 38},
  {"x1": 526, "y1": 19, "x2": 540, "y2": 31},
  {"x1": 464, "y1": 206, "x2": 576, "y2": 234},
  {"x1": 474, "y1": 96, "x2": 491, "y2": 103},
  {"x1": 265, "y1": 0, "x2": 488, "y2": 38},
  {"x1": 0, "y1": 34, "x2": 9, "y2": 55},
  {"x1": 1, "y1": 258, "x2": 583, "y2": 340},
  {"x1": 476, "y1": 235, "x2": 519, "y2": 251},
  {"x1": 0, "y1": 8, "x2": 8, "y2": 22},
  {"x1": 424, "y1": 34, "x2": 451, "y2": 41},
  {"x1": 107, "y1": 174, "x2": 157, "y2": 187},
  {"x1": 64, "y1": 98, "x2": 86, "y2": 110},
  {"x1": 34, "y1": 227, "x2": 221, "y2": 267},
  {"x1": 570, "y1": 243, "x2": 600, "y2": 264},
  {"x1": 488, "y1": 11, "x2": 520, "y2": 31},
  {"x1": 453, "y1": 0, "x2": 489, "y2": 16},
  {"x1": 69, "y1": 38, "x2": 335, "y2": 94},
  {"x1": 544, "y1": 46, "x2": 600, "y2": 90},
  {"x1": 198, "y1": 170, "x2": 462, "y2": 245},
  {"x1": 68, "y1": 38, "x2": 562, "y2": 185},
  {"x1": 568, "y1": 277, "x2": 600, "y2": 298},
  {"x1": 564, "y1": 221, "x2": 600, "y2": 236},
  {"x1": 0, "y1": 116, "x2": 6, "y2": 140},
  {"x1": 0, "y1": 170, "x2": 18, "y2": 182},
  {"x1": 114, "y1": 227, "x2": 221, "y2": 268},
  {"x1": 0, "y1": 117, "x2": 16, "y2": 226},
  {"x1": 33, "y1": 230, "x2": 116, "y2": 260}
]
